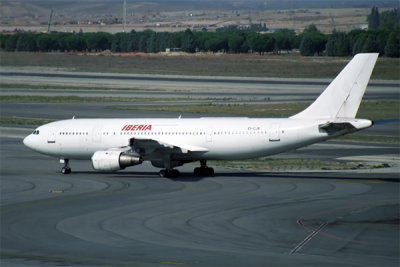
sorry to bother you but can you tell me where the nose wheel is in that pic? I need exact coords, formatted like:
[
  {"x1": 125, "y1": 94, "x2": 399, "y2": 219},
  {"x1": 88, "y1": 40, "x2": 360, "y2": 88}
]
[{"x1": 60, "y1": 159, "x2": 71, "y2": 174}]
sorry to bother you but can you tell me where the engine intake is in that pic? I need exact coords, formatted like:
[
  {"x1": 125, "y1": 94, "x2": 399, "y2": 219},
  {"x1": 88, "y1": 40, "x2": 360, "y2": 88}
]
[{"x1": 92, "y1": 151, "x2": 142, "y2": 171}]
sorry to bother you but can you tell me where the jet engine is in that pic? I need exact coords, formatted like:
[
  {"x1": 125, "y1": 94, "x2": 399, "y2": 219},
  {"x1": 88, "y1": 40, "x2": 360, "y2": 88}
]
[{"x1": 91, "y1": 151, "x2": 142, "y2": 171}]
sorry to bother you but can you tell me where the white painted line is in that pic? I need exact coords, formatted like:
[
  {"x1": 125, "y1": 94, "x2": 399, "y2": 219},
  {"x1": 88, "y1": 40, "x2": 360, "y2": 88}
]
[{"x1": 290, "y1": 222, "x2": 327, "y2": 254}]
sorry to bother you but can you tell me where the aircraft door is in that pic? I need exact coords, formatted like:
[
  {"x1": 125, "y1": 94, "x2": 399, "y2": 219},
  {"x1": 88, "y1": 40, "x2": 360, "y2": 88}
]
[
  {"x1": 206, "y1": 128, "x2": 213, "y2": 143},
  {"x1": 92, "y1": 126, "x2": 102, "y2": 143},
  {"x1": 47, "y1": 128, "x2": 57, "y2": 143},
  {"x1": 269, "y1": 124, "x2": 280, "y2": 141}
]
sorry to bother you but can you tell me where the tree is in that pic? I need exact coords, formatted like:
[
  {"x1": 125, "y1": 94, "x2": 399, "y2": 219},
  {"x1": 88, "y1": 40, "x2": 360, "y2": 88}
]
[
  {"x1": 352, "y1": 35, "x2": 367, "y2": 55},
  {"x1": 384, "y1": 31, "x2": 400, "y2": 57},
  {"x1": 65, "y1": 34, "x2": 87, "y2": 52},
  {"x1": 204, "y1": 38, "x2": 224, "y2": 52},
  {"x1": 16, "y1": 34, "x2": 37, "y2": 52},
  {"x1": 299, "y1": 35, "x2": 314, "y2": 56},
  {"x1": 303, "y1": 24, "x2": 320, "y2": 34},
  {"x1": 273, "y1": 29, "x2": 295, "y2": 54},
  {"x1": 326, "y1": 32, "x2": 350, "y2": 56},
  {"x1": 5, "y1": 34, "x2": 19, "y2": 51},
  {"x1": 228, "y1": 32, "x2": 245, "y2": 53},
  {"x1": 0, "y1": 34, "x2": 8, "y2": 50},
  {"x1": 111, "y1": 32, "x2": 131, "y2": 52},
  {"x1": 87, "y1": 32, "x2": 113, "y2": 52},
  {"x1": 182, "y1": 28, "x2": 196, "y2": 53},
  {"x1": 380, "y1": 9, "x2": 400, "y2": 30},
  {"x1": 138, "y1": 35, "x2": 147, "y2": 52},
  {"x1": 36, "y1": 34, "x2": 59, "y2": 52},
  {"x1": 362, "y1": 36, "x2": 377, "y2": 53},
  {"x1": 368, "y1": 6, "x2": 380, "y2": 29},
  {"x1": 146, "y1": 32, "x2": 157, "y2": 53}
]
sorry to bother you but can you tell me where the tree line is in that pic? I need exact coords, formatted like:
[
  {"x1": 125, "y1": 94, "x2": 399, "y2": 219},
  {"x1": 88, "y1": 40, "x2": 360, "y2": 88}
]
[{"x1": 1, "y1": 7, "x2": 398, "y2": 57}]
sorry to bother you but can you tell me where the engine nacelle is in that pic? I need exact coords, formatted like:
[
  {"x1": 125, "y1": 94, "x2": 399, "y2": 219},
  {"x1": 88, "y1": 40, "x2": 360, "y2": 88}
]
[{"x1": 92, "y1": 151, "x2": 142, "y2": 171}]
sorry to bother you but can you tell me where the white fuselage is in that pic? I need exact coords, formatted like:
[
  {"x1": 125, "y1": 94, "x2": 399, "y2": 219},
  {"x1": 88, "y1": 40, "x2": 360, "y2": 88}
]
[{"x1": 23, "y1": 117, "x2": 332, "y2": 162}]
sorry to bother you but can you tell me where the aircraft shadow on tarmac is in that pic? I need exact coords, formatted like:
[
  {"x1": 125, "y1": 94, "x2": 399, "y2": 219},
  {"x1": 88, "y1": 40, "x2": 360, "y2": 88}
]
[{"x1": 70, "y1": 170, "x2": 399, "y2": 183}]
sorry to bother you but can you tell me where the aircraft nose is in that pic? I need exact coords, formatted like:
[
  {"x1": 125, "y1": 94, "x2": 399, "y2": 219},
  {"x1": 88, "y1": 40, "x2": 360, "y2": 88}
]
[{"x1": 23, "y1": 134, "x2": 34, "y2": 149}]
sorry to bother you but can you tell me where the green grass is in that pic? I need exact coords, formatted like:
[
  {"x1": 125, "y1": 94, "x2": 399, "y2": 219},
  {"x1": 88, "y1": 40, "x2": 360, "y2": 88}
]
[
  {"x1": 0, "y1": 83, "x2": 158, "y2": 91},
  {"x1": 110, "y1": 103, "x2": 309, "y2": 117},
  {"x1": 1, "y1": 52, "x2": 399, "y2": 80},
  {"x1": 334, "y1": 134, "x2": 400, "y2": 144},
  {"x1": 0, "y1": 95, "x2": 208, "y2": 103},
  {"x1": 109, "y1": 100, "x2": 400, "y2": 121},
  {"x1": 0, "y1": 117, "x2": 56, "y2": 126},
  {"x1": 357, "y1": 100, "x2": 400, "y2": 122},
  {"x1": 210, "y1": 158, "x2": 375, "y2": 171}
]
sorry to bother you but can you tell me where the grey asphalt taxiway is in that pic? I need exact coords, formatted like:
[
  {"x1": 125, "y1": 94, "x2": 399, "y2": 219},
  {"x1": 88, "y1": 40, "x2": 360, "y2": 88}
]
[
  {"x1": 1, "y1": 69, "x2": 399, "y2": 103},
  {"x1": 1, "y1": 131, "x2": 399, "y2": 267},
  {"x1": 1, "y1": 72, "x2": 399, "y2": 266}
]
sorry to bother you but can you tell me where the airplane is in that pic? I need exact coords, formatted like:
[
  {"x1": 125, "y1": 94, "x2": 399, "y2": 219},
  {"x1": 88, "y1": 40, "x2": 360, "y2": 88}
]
[{"x1": 23, "y1": 53, "x2": 378, "y2": 177}]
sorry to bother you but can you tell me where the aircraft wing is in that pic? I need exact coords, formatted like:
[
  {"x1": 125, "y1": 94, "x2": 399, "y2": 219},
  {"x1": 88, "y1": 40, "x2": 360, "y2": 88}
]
[{"x1": 130, "y1": 137, "x2": 209, "y2": 155}]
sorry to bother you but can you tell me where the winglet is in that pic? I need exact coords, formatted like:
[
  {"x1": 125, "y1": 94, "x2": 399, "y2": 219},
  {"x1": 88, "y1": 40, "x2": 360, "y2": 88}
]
[{"x1": 291, "y1": 53, "x2": 379, "y2": 120}]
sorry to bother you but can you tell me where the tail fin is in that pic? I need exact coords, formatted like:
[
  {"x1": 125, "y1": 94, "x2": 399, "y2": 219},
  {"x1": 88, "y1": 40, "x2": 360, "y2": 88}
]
[{"x1": 291, "y1": 53, "x2": 379, "y2": 120}]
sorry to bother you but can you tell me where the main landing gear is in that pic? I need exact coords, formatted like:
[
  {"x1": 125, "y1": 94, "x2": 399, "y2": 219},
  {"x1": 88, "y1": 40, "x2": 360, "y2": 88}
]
[
  {"x1": 193, "y1": 160, "x2": 214, "y2": 177},
  {"x1": 159, "y1": 169, "x2": 180, "y2": 178},
  {"x1": 60, "y1": 158, "x2": 71, "y2": 174},
  {"x1": 158, "y1": 160, "x2": 214, "y2": 178}
]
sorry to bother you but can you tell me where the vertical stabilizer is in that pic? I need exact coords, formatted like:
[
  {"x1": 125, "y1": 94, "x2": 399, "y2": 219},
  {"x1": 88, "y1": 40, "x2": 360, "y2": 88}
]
[{"x1": 291, "y1": 53, "x2": 378, "y2": 119}]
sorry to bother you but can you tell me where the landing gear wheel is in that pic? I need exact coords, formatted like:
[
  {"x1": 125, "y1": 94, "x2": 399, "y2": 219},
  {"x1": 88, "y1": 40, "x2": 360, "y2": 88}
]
[
  {"x1": 193, "y1": 167, "x2": 214, "y2": 177},
  {"x1": 60, "y1": 159, "x2": 71, "y2": 174},
  {"x1": 159, "y1": 169, "x2": 180, "y2": 178},
  {"x1": 61, "y1": 167, "x2": 71, "y2": 174}
]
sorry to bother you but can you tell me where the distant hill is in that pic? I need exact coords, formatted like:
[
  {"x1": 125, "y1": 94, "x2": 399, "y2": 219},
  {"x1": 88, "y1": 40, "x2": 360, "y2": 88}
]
[{"x1": 1, "y1": 0, "x2": 397, "y2": 31}]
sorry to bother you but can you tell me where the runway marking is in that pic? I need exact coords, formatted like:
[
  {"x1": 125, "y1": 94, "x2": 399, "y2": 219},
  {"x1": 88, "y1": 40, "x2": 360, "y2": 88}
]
[
  {"x1": 160, "y1": 261, "x2": 186, "y2": 265},
  {"x1": 294, "y1": 200, "x2": 396, "y2": 246},
  {"x1": 290, "y1": 222, "x2": 327, "y2": 254},
  {"x1": 50, "y1": 190, "x2": 64, "y2": 194}
]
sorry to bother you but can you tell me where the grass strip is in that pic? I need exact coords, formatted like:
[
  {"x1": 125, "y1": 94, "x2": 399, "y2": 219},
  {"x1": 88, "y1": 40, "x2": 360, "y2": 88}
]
[
  {"x1": 1, "y1": 52, "x2": 399, "y2": 80},
  {"x1": 109, "y1": 103, "x2": 309, "y2": 117},
  {"x1": 334, "y1": 134, "x2": 399, "y2": 144},
  {"x1": 0, "y1": 95, "x2": 207, "y2": 103},
  {"x1": 109, "y1": 101, "x2": 400, "y2": 121},
  {"x1": 0, "y1": 83, "x2": 164, "y2": 91},
  {"x1": 0, "y1": 117, "x2": 56, "y2": 127},
  {"x1": 210, "y1": 158, "x2": 386, "y2": 171}
]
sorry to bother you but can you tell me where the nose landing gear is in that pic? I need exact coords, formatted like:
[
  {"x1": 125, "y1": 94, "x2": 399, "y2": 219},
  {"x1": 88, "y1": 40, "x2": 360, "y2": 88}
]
[{"x1": 60, "y1": 158, "x2": 71, "y2": 174}]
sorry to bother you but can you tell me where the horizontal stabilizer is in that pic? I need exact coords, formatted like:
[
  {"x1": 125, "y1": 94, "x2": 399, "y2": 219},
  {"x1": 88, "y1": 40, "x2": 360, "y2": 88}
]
[{"x1": 319, "y1": 119, "x2": 373, "y2": 135}]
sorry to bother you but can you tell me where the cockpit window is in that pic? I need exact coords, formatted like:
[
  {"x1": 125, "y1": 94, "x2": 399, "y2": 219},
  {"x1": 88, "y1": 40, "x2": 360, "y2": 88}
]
[{"x1": 33, "y1": 130, "x2": 40, "y2": 135}]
